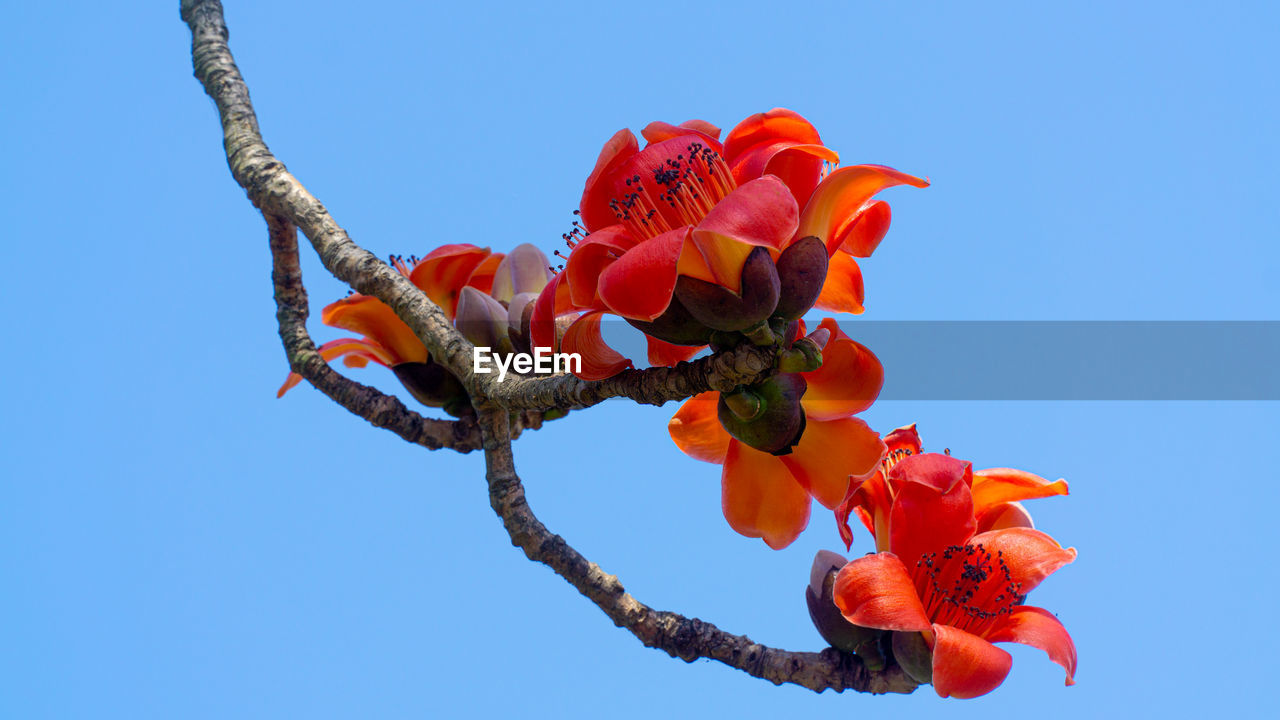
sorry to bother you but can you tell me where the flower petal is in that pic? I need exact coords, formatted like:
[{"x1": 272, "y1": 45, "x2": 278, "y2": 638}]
[
  {"x1": 723, "y1": 108, "x2": 823, "y2": 168},
  {"x1": 463, "y1": 251, "x2": 505, "y2": 297},
  {"x1": 689, "y1": 176, "x2": 799, "y2": 291},
  {"x1": 597, "y1": 227, "x2": 687, "y2": 321},
  {"x1": 529, "y1": 274, "x2": 575, "y2": 352},
  {"x1": 986, "y1": 606, "x2": 1077, "y2": 686},
  {"x1": 797, "y1": 165, "x2": 929, "y2": 255},
  {"x1": 782, "y1": 417, "x2": 885, "y2": 509},
  {"x1": 580, "y1": 128, "x2": 640, "y2": 233},
  {"x1": 835, "y1": 200, "x2": 892, "y2": 258},
  {"x1": 975, "y1": 501, "x2": 1036, "y2": 533},
  {"x1": 972, "y1": 468, "x2": 1069, "y2": 517},
  {"x1": 812, "y1": 251, "x2": 865, "y2": 314},
  {"x1": 276, "y1": 337, "x2": 393, "y2": 398},
  {"x1": 668, "y1": 392, "x2": 731, "y2": 464},
  {"x1": 887, "y1": 454, "x2": 976, "y2": 565},
  {"x1": 832, "y1": 553, "x2": 932, "y2": 632},
  {"x1": 969, "y1": 527, "x2": 1077, "y2": 594},
  {"x1": 721, "y1": 440, "x2": 811, "y2": 549},
  {"x1": 408, "y1": 244, "x2": 492, "y2": 320},
  {"x1": 646, "y1": 336, "x2": 703, "y2": 367},
  {"x1": 640, "y1": 120, "x2": 722, "y2": 146},
  {"x1": 801, "y1": 318, "x2": 883, "y2": 420},
  {"x1": 565, "y1": 225, "x2": 638, "y2": 309},
  {"x1": 930, "y1": 624, "x2": 1013, "y2": 699},
  {"x1": 321, "y1": 295, "x2": 429, "y2": 365},
  {"x1": 559, "y1": 310, "x2": 632, "y2": 380}
]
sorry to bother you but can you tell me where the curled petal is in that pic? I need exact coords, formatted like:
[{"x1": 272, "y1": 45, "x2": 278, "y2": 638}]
[
  {"x1": 976, "y1": 501, "x2": 1036, "y2": 533},
  {"x1": 986, "y1": 606, "x2": 1077, "y2": 686},
  {"x1": 640, "y1": 120, "x2": 722, "y2": 146},
  {"x1": 565, "y1": 226, "x2": 638, "y2": 309},
  {"x1": 835, "y1": 200, "x2": 892, "y2": 258},
  {"x1": 321, "y1": 295, "x2": 428, "y2": 365},
  {"x1": 580, "y1": 128, "x2": 640, "y2": 232},
  {"x1": 669, "y1": 392, "x2": 731, "y2": 464},
  {"x1": 408, "y1": 244, "x2": 492, "y2": 319},
  {"x1": 723, "y1": 108, "x2": 823, "y2": 167},
  {"x1": 832, "y1": 553, "x2": 932, "y2": 632},
  {"x1": 463, "y1": 251, "x2": 504, "y2": 297},
  {"x1": 560, "y1": 310, "x2": 632, "y2": 380},
  {"x1": 885, "y1": 424, "x2": 923, "y2": 455},
  {"x1": 597, "y1": 227, "x2": 687, "y2": 321},
  {"x1": 970, "y1": 527, "x2": 1077, "y2": 594},
  {"x1": 972, "y1": 468, "x2": 1069, "y2": 516},
  {"x1": 887, "y1": 454, "x2": 976, "y2": 565},
  {"x1": 801, "y1": 318, "x2": 883, "y2": 419},
  {"x1": 529, "y1": 274, "x2": 576, "y2": 352},
  {"x1": 688, "y1": 176, "x2": 799, "y2": 291},
  {"x1": 813, "y1": 251, "x2": 865, "y2": 314},
  {"x1": 276, "y1": 337, "x2": 392, "y2": 398},
  {"x1": 798, "y1": 165, "x2": 929, "y2": 254},
  {"x1": 930, "y1": 624, "x2": 1013, "y2": 699},
  {"x1": 782, "y1": 418, "x2": 884, "y2": 509},
  {"x1": 721, "y1": 440, "x2": 811, "y2": 549},
  {"x1": 646, "y1": 336, "x2": 703, "y2": 367}
]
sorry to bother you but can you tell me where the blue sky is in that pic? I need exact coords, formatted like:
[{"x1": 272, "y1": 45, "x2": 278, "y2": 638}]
[{"x1": 2, "y1": 1, "x2": 1277, "y2": 717}]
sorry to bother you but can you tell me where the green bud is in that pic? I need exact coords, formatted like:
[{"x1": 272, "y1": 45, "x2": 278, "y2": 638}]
[
  {"x1": 716, "y1": 374, "x2": 806, "y2": 455},
  {"x1": 721, "y1": 388, "x2": 763, "y2": 421},
  {"x1": 891, "y1": 631, "x2": 934, "y2": 684},
  {"x1": 776, "y1": 337, "x2": 824, "y2": 373}
]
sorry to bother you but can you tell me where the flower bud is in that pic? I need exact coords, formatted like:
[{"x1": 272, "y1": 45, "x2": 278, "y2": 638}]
[
  {"x1": 507, "y1": 291, "x2": 539, "y2": 354},
  {"x1": 772, "y1": 236, "x2": 828, "y2": 320},
  {"x1": 806, "y1": 550, "x2": 885, "y2": 670},
  {"x1": 455, "y1": 286, "x2": 514, "y2": 354},
  {"x1": 490, "y1": 243, "x2": 553, "y2": 303},
  {"x1": 674, "y1": 246, "x2": 780, "y2": 332},
  {"x1": 776, "y1": 336, "x2": 824, "y2": 374},
  {"x1": 717, "y1": 373, "x2": 806, "y2": 455},
  {"x1": 625, "y1": 295, "x2": 714, "y2": 346},
  {"x1": 891, "y1": 631, "x2": 934, "y2": 684},
  {"x1": 391, "y1": 359, "x2": 469, "y2": 416}
]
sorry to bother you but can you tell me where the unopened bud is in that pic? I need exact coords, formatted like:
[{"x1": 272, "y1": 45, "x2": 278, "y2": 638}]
[
  {"x1": 625, "y1": 295, "x2": 713, "y2": 346},
  {"x1": 891, "y1": 631, "x2": 933, "y2": 684},
  {"x1": 777, "y1": 337, "x2": 824, "y2": 373},
  {"x1": 675, "y1": 246, "x2": 780, "y2": 332},
  {"x1": 717, "y1": 374, "x2": 806, "y2": 455},
  {"x1": 772, "y1": 236, "x2": 828, "y2": 320},
  {"x1": 455, "y1": 286, "x2": 514, "y2": 354},
  {"x1": 490, "y1": 244, "x2": 553, "y2": 302},
  {"x1": 391, "y1": 360, "x2": 469, "y2": 416},
  {"x1": 806, "y1": 550, "x2": 885, "y2": 670},
  {"x1": 507, "y1": 292, "x2": 539, "y2": 354}
]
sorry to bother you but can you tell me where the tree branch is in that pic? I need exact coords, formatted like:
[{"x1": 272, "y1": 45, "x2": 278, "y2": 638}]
[
  {"x1": 477, "y1": 408, "x2": 918, "y2": 694},
  {"x1": 181, "y1": 0, "x2": 778, "y2": 413}
]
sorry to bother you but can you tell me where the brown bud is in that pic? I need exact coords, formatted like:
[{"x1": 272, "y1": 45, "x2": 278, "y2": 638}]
[
  {"x1": 675, "y1": 246, "x2": 780, "y2": 332},
  {"x1": 772, "y1": 236, "x2": 829, "y2": 320}
]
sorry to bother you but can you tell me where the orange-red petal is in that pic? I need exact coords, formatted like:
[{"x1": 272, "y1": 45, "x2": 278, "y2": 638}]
[
  {"x1": 596, "y1": 227, "x2": 687, "y2": 321},
  {"x1": 564, "y1": 225, "x2": 637, "y2": 310},
  {"x1": 668, "y1": 392, "x2": 731, "y2": 464},
  {"x1": 646, "y1": 336, "x2": 703, "y2": 367},
  {"x1": 321, "y1": 295, "x2": 429, "y2": 365},
  {"x1": 801, "y1": 318, "x2": 883, "y2": 420},
  {"x1": 986, "y1": 606, "x2": 1077, "y2": 686},
  {"x1": 721, "y1": 440, "x2": 811, "y2": 549},
  {"x1": 797, "y1": 165, "x2": 929, "y2": 255},
  {"x1": 580, "y1": 128, "x2": 640, "y2": 233},
  {"x1": 887, "y1": 454, "x2": 976, "y2": 565},
  {"x1": 969, "y1": 528, "x2": 1076, "y2": 594},
  {"x1": 832, "y1": 553, "x2": 932, "y2": 632},
  {"x1": 640, "y1": 120, "x2": 722, "y2": 146},
  {"x1": 835, "y1": 200, "x2": 892, "y2": 258},
  {"x1": 560, "y1": 310, "x2": 632, "y2": 380},
  {"x1": 930, "y1": 624, "x2": 1013, "y2": 699},
  {"x1": 813, "y1": 251, "x2": 865, "y2": 314},
  {"x1": 972, "y1": 468, "x2": 1069, "y2": 516},
  {"x1": 723, "y1": 108, "x2": 823, "y2": 167},
  {"x1": 782, "y1": 417, "x2": 885, "y2": 509},
  {"x1": 529, "y1": 274, "x2": 575, "y2": 353},
  {"x1": 408, "y1": 244, "x2": 492, "y2": 320},
  {"x1": 276, "y1": 337, "x2": 394, "y2": 398},
  {"x1": 975, "y1": 501, "x2": 1036, "y2": 533},
  {"x1": 463, "y1": 251, "x2": 504, "y2": 296},
  {"x1": 689, "y1": 176, "x2": 799, "y2": 291}
]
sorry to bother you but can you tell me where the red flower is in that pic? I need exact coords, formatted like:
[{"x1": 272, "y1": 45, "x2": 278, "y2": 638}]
[
  {"x1": 832, "y1": 453, "x2": 1077, "y2": 698},
  {"x1": 277, "y1": 244, "x2": 502, "y2": 406},
  {"x1": 668, "y1": 319, "x2": 886, "y2": 549},
  {"x1": 835, "y1": 424, "x2": 1070, "y2": 551},
  {"x1": 533, "y1": 109, "x2": 928, "y2": 380}
]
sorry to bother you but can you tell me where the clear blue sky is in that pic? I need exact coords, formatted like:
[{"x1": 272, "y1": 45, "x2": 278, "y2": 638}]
[{"x1": 2, "y1": 1, "x2": 1277, "y2": 717}]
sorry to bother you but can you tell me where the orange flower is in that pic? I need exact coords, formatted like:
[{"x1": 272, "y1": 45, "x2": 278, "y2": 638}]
[
  {"x1": 835, "y1": 424, "x2": 1070, "y2": 551},
  {"x1": 533, "y1": 109, "x2": 928, "y2": 380},
  {"x1": 668, "y1": 319, "x2": 885, "y2": 549},
  {"x1": 277, "y1": 244, "x2": 504, "y2": 408},
  {"x1": 833, "y1": 453, "x2": 1077, "y2": 698}
]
